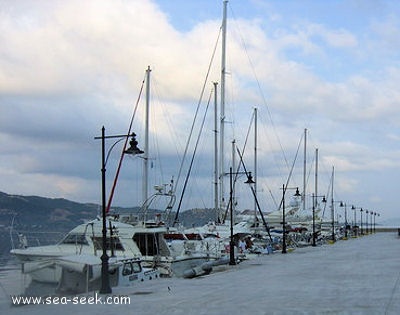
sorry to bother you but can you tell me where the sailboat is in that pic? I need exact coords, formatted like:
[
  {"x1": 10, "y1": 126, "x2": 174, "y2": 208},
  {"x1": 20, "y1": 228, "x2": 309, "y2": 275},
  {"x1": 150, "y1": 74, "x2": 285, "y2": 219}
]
[{"x1": 173, "y1": 2, "x2": 278, "y2": 260}]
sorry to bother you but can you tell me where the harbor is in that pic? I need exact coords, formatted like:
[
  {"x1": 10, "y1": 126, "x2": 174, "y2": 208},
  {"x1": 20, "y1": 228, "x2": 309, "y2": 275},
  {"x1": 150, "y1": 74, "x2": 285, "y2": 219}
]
[{"x1": 1, "y1": 231, "x2": 399, "y2": 314}]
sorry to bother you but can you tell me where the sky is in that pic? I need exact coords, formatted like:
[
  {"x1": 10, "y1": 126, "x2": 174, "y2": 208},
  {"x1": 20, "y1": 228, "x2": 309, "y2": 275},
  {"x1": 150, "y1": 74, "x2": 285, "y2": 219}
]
[{"x1": 0, "y1": 0, "x2": 399, "y2": 223}]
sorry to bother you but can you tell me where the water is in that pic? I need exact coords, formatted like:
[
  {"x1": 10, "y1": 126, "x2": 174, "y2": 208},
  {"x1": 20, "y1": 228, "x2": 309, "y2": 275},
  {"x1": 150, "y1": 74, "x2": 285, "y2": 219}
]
[{"x1": 0, "y1": 230, "x2": 64, "y2": 303}]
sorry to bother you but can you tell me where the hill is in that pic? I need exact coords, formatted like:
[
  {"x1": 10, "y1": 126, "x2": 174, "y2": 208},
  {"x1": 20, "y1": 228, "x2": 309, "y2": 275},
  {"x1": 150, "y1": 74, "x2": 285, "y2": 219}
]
[{"x1": 0, "y1": 191, "x2": 217, "y2": 233}]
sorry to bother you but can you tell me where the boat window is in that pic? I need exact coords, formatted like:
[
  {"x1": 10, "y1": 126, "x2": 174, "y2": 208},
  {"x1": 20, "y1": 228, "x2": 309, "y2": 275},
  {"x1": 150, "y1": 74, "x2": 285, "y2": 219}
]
[
  {"x1": 122, "y1": 262, "x2": 133, "y2": 276},
  {"x1": 132, "y1": 261, "x2": 142, "y2": 273},
  {"x1": 60, "y1": 233, "x2": 88, "y2": 245},
  {"x1": 133, "y1": 233, "x2": 160, "y2": 256},
  {"x1": 91, "y1": 237, "x2": 125, "y2": 251}
]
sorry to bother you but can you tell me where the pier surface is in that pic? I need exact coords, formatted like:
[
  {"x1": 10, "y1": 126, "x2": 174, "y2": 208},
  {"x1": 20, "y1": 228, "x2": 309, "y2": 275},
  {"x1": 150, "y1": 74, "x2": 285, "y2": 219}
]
[{"x1": 2, "y1": 232, "x2": 399, "y2": 314}]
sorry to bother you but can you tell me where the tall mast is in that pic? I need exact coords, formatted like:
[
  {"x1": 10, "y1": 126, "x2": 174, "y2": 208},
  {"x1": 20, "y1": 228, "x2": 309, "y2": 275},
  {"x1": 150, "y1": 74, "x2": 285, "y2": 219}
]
[
  {"x1": 254, "y1": 107, "x2": 258, "y2": 216},
  {"x1": 331, "y1": 166, "x2": 335, "y2": 241},
  {"x1": 315, "y1": 148, "x2": 318, "y2": 204},
  {"x1": 302, "y1": 128, "x2": 307, "y2": 211},
  {"x1": 231, "y1": 139, "x2": 236, "y2": 221},
  {"x1": 213, "y1": 82, "x2": 219, "y2": 222},
  {"x1": 143, "y1": 66, "x2": 151, "y2": 212},
  {"x1": 219, "y1": 0, "x2": 228, "y2": 211}
]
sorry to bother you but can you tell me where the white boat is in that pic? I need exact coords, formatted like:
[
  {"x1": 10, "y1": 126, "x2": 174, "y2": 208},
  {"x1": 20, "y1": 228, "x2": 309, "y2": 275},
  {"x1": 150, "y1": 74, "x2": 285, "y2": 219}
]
[
  {"x1": 56, "y1": 255, "x2": 159, "y2": 294},
  {"x1": 11, "y1": 218, "x2": 140, "y2": 283},
  {"x1": 10, "y1": 216, "x2": 216, "y2": 282}
]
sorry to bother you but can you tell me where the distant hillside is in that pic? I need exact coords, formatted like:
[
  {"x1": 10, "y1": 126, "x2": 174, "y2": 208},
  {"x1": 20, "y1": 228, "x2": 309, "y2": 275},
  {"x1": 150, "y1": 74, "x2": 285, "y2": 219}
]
[
  {"x1": 0, "y1": 191, "x2": 217, "y2": 233},
  {"x1": 0, "y1": 191, "x2": 99, "y2": 231}
]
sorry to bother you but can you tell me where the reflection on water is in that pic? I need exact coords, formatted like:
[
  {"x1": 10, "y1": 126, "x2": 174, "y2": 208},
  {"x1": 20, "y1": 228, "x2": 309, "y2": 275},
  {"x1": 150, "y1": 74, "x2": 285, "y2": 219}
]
[
  {"x1": 0, "y1": 259, "x2": 59, "y2": 305},
  {"x1": 0, "y1": 231, "x2": 62, "y2": 303}
]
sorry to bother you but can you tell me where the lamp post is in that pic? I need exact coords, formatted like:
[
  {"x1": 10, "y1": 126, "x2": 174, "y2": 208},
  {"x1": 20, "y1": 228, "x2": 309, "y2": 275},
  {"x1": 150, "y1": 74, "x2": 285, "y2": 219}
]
[
  {"x1": 360, "y1": 208, "x2": 364, "y2": 235},
  {"x1": 312, "y1": 194, "x2": 326, "y2": 246},
  {"x1": 339, "y1": 202, "x2": 348, "y2": 239},
  {"x1": 228, "y1": 167, "x2": 255, "y2": 265},
  {"x1": 281, "y1": 185, "x2": 301, "y2": 253},
  {"x1": 351, "y1": 205, "x2": 361, "y2": 237},
  {"x1": 370, "y1": 211, "x2": 374, "y2": 234},
  {"x1": 374, "y1": 213, "x2": 379, "y2": 233},
  {"x1": 95, "y1": 126, "x2": 143, "y2": 294}
]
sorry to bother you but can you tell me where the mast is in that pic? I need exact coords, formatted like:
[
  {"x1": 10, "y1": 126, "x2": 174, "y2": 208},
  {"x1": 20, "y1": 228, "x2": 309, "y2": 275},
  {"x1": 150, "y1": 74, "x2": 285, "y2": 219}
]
[
  {"x1": 219, "y1": 0, "x2": 228, "y2": 212},
  {"x1": 213, "y1": 82, "x2": 219, "y2": 222},
  {"x1": 315, "y1": 148, "x2": 318, "y2": 207},
  {"x1": 231, "y1": 139, "x2": 236, "y2": 220},
  {"x1": 302, "y1": 128, "x2": 307, "y2": 211},
  {"x1": 143, "y1": 66, "x2": 151, "y2": 213},
  {"x1": 331, "y1": 166, "x2": 335, "y2": 241},
  {"x1": 254, "y1": 107, "x2": 258, "y2": 217}
]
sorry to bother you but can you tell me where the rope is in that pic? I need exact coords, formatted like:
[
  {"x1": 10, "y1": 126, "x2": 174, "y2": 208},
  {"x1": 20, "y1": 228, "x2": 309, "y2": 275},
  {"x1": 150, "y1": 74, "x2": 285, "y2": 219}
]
[
  {"x1": 172, "y1": 25, "x2": 222, "y2": 222},
  {"x1": 174, "y1": 89, "x2": 213, "y2": 223},
  {"x1": 105, "y1": 71, "x2": 146, "y2": 213}
]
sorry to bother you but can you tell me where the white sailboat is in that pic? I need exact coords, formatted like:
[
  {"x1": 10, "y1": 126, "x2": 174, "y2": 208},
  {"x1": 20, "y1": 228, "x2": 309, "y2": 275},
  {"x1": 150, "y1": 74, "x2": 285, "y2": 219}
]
[{"x1": 176, "y1": 2, "x2": 276, "y2": 260}]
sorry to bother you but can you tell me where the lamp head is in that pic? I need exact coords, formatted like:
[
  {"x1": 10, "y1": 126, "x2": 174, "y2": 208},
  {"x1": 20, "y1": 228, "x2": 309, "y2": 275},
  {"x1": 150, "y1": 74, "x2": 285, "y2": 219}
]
[
  {"x1": 124, "y1": 132, "x2": 144, "y2": 155},
  {"x1": 244, "y1": 172, "x2": 255, "y2": 184}
]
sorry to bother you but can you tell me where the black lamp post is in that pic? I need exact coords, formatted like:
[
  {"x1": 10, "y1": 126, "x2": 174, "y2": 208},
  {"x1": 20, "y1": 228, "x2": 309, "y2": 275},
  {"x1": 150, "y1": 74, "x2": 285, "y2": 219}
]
[
  {"x1": 312, "y1": 194, "x2": 326, "y2": 247},
  {"x1": 370, "y1": 211, "x2": 373, "y2": 234},
  {"x1": 281, "y1": 185, "x2": 301, "y2": 253},
  {"x1": 374, "y1": 213, "x2": 379, "y2": 233},
  {"x1": 351, "y1": 205, "x2": 360, "y2": 237},
  {"x1": 228, "y1": 167, "x2": 255, "y2": 265},
  {"x1": 360, "y1": 208, "x2": 364, "y2": 235},
  {"x1": 95, "y1": 126, "x2": 143, "y2": 294},
  {"x1": 340, "y1": 202, "x2": 348, "y2": 238}
]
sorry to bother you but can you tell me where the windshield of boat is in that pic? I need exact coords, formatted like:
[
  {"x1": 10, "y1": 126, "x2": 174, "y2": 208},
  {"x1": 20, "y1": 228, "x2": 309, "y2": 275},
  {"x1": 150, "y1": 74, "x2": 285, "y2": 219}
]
[{"x1": 59, "y1": 233, "x2": 89, "y2": 245}]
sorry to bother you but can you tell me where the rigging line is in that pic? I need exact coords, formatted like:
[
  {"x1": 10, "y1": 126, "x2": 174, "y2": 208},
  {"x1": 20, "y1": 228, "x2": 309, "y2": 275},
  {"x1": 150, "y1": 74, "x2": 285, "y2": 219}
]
[
  {"x1": 222, "y1": 112, "x2": 254, "y2": 220},
  {"x1": 276, "y1": 132, "x2": 303, "y2": 211},
  {"x1": 322, "y1": 172, "x2": 333, "y2": 219},
  {"x1": 248, "y1": 110, "x2": 281, "y2": 211},
  {"x1": 173, "y1": 26, "x2": 222, "y2": 199},
  {"x1": 305, "y1": 153, "x2": 316, "y2": 201},
  {"x1": 236, "y1": 146, "x2": 273, "y2": 241},
  {"x1": 228, "y1": 4, "x2": 290, "y2": 173},
  {"x1": 242, "y1": 110, "x2": 255, "y2": 157},
  {"x1": 105, "y1": 71, "x2": 146, "y2": 214},
  {"x1": 148, "y1": 78, "x2": 166, "y2": 184},
  {"x1": 174, "y1": 89, "x2": 213, "y2": 224},
  {"x1": 267, "y1": 187, "x2": 279, "y2": 208}
]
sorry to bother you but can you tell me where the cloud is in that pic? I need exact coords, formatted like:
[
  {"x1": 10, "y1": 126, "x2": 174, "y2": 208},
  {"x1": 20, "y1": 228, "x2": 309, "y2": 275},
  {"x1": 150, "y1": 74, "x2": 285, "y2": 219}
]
[{"x1": 0, "y1": 0, "x2": 399, "y2": 220}]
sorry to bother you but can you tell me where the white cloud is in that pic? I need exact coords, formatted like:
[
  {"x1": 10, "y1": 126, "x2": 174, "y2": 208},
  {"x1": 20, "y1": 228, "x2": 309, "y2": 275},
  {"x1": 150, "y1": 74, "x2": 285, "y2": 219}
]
[{"x1": 0, "y1": 0, "x2": 399, "y2": 219}]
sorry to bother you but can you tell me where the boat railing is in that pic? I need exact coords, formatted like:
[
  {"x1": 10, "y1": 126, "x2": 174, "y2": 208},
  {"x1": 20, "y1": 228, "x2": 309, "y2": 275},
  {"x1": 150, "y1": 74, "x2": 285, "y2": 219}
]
[{"x1": 11, "y1": 230, "x2": 65, "y2": 249}]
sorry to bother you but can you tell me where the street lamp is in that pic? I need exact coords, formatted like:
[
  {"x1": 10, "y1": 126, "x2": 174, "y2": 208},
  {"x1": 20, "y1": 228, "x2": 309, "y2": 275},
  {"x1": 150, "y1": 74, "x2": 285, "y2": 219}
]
[
  {"x1": 351, "y1": 205, "x2": 362, "y2": 237},
  {"x1": 360, "y1": 208, "x2": 364, "y2": 235},
  {"x1": 366, "y1": 210, "x2": 370, "y2": 234},
  {"x1": 228, "y1": 167, "x2": 255, "y2": 265},
  {"x1": 370, "y1": 211, "x2": 374, "y2": 234},
  {"x1": 312, "y1": 194, "x2": 326, "y2": 246},
  {"x1": 95, "y1": 126, "x2": 143, "y2": 294},
  {"x1": 281, "y1": 185, "x2": 301, "y2": 253},
  {"x1": 339, "y1": 202, "x2": 348, "y2": 239},
  {"x1": 374, "y1": 213, "x2": 379, "y2": 233}
]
